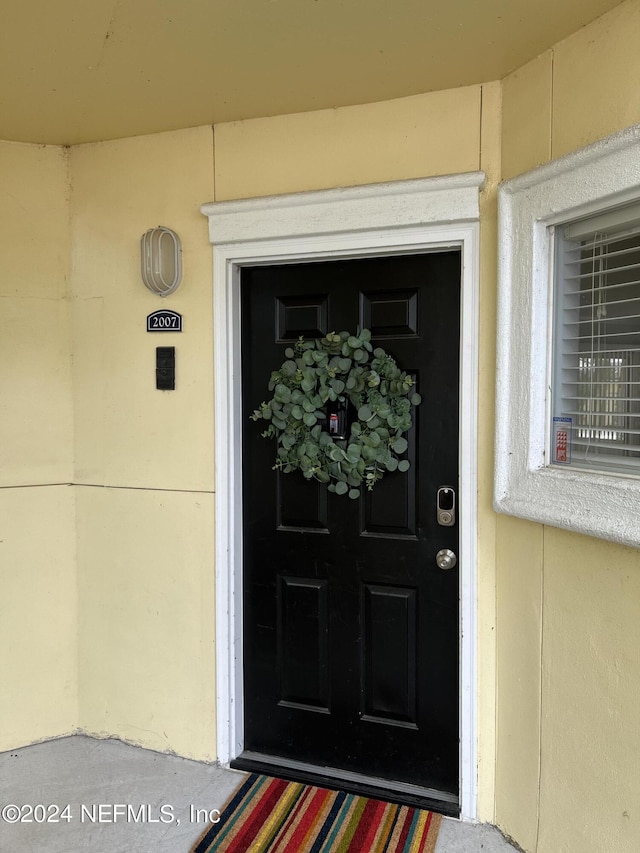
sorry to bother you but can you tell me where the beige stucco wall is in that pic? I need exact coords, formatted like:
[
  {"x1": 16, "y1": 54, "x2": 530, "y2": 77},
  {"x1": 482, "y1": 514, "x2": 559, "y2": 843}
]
[
  {"x1": 497, "y1": 1, "x2": 640, "y2": 850},
  {"x1": 213, "y1": 86, "x2": 481, "y2": 200},
  {"x1": 0, "y1": 142, "x2": 74, "y2": 485},
  {"x1": 69, "y1": 126, "x2": 218, "y2": 759},
  {"x1": 0, "y1": 142, "x2": 76, "y2": 748}
]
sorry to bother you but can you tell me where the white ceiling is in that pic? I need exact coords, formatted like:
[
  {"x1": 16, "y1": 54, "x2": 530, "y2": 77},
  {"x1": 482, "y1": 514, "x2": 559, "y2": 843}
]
[{"x1": 1, "y1": 0, "x2": 625, "y2": 146}]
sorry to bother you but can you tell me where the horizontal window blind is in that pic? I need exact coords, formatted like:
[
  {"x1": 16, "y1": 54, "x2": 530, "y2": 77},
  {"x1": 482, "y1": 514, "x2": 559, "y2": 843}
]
[{"x1": 552, "y1": 203, "x2": 640, "y2": 472}]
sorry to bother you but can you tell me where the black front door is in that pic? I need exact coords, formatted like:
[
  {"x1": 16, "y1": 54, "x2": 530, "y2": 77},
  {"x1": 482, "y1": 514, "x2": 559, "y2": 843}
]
[{"x1": 237, "y1": 252, "x2": 461, "y2": 813}]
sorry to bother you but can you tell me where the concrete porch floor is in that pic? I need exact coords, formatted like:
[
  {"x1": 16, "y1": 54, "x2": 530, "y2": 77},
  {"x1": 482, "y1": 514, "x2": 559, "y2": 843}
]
[{"x1": 0, "y1": 737, "x2": 520, "y2": 852}]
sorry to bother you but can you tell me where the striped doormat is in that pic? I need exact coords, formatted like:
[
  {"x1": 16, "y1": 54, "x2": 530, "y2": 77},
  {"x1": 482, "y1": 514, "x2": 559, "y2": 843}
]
[{"x1": 192, "y1": 773, "x2": 441, "y2": 853}]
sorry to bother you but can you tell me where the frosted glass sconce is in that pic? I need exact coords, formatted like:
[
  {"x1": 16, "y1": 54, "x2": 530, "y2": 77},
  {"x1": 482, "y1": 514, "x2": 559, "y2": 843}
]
[{"x1": 140, "y1": 226, "x2": 182, "y2": 297}]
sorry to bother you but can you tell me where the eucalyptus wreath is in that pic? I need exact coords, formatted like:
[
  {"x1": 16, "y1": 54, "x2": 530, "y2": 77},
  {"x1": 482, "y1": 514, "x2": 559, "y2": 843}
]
[{"x1": 250, "y1": 328, "x2": 421, "y2": 498}]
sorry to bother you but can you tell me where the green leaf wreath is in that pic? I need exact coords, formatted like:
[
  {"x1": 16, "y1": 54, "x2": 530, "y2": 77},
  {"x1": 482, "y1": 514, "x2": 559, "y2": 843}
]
[{"x1": 250, "y1": 329, "x2": 421, "y2": 498}]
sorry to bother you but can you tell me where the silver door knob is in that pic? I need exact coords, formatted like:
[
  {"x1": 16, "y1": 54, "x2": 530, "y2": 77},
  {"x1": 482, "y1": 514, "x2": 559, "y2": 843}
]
[{"x1": 435, "y1": 548, "x2": 457, "y2": 570}]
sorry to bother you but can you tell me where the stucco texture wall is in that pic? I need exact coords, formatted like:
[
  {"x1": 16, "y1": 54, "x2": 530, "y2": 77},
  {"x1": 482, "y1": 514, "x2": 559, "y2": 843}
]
[
  {"x1": 69, "y1": 126, "x2": 218, "y2": 759},
  {"x1": 497, "y1": 1, "x2": 640, "y2": 850},
  {"x1": 0, "y1": 142, "x2": 76, "y2": 748},
  {"x1": 213, "y1": 86, "x2": 481, "y2": 199}
]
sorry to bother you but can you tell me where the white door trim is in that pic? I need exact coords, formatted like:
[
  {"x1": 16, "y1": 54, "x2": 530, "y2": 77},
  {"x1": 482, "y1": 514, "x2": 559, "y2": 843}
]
[{"x1": 202, "y1": 173, "x2": 483, "y2": 821}]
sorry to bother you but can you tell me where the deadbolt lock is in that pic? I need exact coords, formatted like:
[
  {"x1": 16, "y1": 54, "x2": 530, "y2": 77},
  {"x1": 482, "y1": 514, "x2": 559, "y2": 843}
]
[{"x1": 436, "y1": 487, "x2": 456, "y2": 526}]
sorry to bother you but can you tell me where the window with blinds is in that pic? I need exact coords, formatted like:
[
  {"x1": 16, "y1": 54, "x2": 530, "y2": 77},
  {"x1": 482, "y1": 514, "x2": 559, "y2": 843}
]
[{"x1": 552, "y1": 204, "x2": 640, "y2": 473}]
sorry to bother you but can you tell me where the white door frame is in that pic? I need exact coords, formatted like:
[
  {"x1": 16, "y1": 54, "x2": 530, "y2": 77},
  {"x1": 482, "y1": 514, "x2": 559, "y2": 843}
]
[{"x1": 202, "y1": 173, "x2": 483, "y2": 821}]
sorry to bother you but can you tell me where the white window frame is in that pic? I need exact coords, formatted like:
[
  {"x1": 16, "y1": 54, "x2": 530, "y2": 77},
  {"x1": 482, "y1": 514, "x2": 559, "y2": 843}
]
[
  {"x1": 496, "y1": 123, "x2": 640, "y2": 548},
  {"x1": 201, "y1": 172, "x2": 483, "y2": 820}
]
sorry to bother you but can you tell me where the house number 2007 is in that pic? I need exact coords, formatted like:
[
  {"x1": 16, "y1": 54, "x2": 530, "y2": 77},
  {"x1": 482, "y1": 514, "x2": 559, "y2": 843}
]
[{"x1": 147, "y1": 310, "x2": 182, "y2": 332}]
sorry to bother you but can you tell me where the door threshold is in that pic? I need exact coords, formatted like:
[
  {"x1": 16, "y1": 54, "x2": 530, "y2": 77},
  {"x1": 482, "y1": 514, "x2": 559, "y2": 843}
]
[{"x1": 230, "y1": 751, "x2": 459, "y2": 817}]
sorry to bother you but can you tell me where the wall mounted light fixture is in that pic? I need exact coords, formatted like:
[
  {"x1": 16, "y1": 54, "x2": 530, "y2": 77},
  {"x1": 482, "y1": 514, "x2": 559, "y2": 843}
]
[{"x1": 140, "y1": 226, "x2": 182, "y2": 297}]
